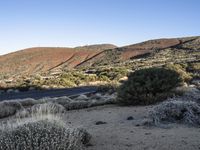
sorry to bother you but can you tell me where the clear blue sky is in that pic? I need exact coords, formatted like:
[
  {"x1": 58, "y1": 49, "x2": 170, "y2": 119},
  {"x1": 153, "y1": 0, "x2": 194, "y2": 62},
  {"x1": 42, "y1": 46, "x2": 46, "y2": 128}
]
[{"x1": 0, "y1": 0, "x2": 199, "y2": 55}]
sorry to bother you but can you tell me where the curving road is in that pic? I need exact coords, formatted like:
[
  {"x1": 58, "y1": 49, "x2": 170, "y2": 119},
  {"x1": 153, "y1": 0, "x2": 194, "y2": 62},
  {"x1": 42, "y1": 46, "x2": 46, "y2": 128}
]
[{"x1": 0, "y1": 86, "x2": 97, "y2": 101}]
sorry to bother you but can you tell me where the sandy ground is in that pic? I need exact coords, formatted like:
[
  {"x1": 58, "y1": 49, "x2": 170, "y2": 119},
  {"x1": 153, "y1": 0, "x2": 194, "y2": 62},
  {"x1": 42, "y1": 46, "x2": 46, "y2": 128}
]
[{"x1": 64, "y1": 105, "x2": 200, "y2": 150}]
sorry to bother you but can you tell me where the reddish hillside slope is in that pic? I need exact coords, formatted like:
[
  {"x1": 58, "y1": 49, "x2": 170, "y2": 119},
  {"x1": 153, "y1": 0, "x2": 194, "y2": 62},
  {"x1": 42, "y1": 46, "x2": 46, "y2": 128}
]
[
  {"x1": 0, "y1": 44, "x2": 116, "y2": 76},
  {"x1": 0, "y1": 36, "x2": 199, "y2": 77},
  {"x1": 76, "y1": 37, "x2": 199, "y2": 68}
]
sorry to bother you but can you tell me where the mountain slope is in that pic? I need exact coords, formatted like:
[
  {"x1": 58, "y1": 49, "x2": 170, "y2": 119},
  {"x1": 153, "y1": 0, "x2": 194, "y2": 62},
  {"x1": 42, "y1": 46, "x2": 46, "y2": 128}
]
[
  {"x1": 0, "y1": 36, "x2": 199, "y2": 78},
  {"x1": 0, "y1": 44, "x2": 117, "y2": 76},
  {"x1": 76, "y1": 36, "x2": 200, "y2": 68}
]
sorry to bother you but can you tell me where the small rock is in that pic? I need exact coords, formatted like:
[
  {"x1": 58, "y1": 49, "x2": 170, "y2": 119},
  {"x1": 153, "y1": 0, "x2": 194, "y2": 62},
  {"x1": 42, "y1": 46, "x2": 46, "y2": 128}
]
[
  {"x1": 95, "y1": 121, "x2": 107, "y2": 125},
  {"x1": 161, "y1": 135, "x2": 165, "y2": 138},
  {"x1": 127, "y1": 116, "x2": 134, "y2": 120}
]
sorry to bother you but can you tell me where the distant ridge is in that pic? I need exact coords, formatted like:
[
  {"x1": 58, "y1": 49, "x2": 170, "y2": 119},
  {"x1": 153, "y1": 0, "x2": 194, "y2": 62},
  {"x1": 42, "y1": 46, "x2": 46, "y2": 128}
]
[{"x1": 0, "y1": 36, "x2": 199, "y2": 77}]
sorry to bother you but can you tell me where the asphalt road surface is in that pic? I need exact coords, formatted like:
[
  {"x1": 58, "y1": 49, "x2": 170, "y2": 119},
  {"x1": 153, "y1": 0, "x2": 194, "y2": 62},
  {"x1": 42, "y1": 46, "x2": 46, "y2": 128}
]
[{"x1": 0, "y1": 86, "x2": 97, "y2": 101}]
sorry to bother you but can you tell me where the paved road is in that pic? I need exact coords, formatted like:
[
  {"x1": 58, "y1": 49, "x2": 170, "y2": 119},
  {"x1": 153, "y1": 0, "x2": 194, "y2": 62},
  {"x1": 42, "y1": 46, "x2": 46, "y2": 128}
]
[{"x1": 0, "y1": 86, "x2": 97, "y2": 101}]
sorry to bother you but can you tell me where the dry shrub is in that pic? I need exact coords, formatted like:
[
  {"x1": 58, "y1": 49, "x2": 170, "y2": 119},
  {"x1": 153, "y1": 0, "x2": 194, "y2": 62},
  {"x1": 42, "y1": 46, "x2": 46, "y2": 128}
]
[
  {"x1": 18, "y1": 98, "x2": 38, "y2": 107},
  {"x1": 15, "y1": 103, "x2": 66, "y2": 118},
  {"x1": 0, "y1": 101, "x2": 22, "y2": 118},
  {"x1": 30, "y1": 103, "x2": 66, "y2": 114},
  {"x1": 0, "y1": 92, "x2": 117, "y2": 119},
  {"x1": 49, "y1": 95, "x2": 116, "y2": 110},
  {"x1": 150, "y1": 100, "x2": 200, "y2": 126},
  {"x1": 0, "y1": 115, "x2": 91, "y2": 150}
]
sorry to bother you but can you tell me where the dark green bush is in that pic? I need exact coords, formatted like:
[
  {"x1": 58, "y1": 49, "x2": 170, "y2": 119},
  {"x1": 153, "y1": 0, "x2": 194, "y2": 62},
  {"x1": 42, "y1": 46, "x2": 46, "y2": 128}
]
[{"x1": 117, "y1": 67, "x2": 182, "y2": 105}]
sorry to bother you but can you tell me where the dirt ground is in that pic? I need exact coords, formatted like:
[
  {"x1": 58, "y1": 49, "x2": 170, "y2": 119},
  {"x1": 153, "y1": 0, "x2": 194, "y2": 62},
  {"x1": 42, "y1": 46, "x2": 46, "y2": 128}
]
[{"x1": 64, "y1": 105, "x2": 200, "y2": 150}]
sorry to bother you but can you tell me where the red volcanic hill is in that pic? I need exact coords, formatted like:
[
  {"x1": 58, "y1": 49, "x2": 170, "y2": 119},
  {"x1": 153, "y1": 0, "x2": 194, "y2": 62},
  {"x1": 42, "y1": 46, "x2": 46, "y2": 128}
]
[
  {"x1": 76, "y1": 36, "x2": 200, "y2": 68},
  {"x1": 0, "y1": 36, "x2": 199, "y2": 77},
  {"x1": 0, "y1": 44, "x2": 117, "y2": 76}
]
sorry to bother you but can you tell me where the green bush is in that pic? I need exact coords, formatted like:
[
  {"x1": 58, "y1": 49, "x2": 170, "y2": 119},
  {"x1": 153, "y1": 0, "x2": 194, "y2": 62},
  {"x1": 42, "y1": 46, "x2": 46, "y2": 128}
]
[{"x1": 117, "y1": 67, "x2": 182, "y2": 105}]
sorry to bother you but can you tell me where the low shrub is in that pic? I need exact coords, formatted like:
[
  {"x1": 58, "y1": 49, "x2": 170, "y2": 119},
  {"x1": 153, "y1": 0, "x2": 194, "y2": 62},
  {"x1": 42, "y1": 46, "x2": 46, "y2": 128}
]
[
  {"x1": 16, "y1": 103, "x2": 66, "y2": 118},
  {"x1": 117, "y1": 67, "x2": 182, "y2": 105},
  {"x1": 0, "y1": 115, "x2": 91, "y2": 150},
  {"x1": 0, "y1": 101, "x2": 22, "y2": 118},
  {"x1": 150, "y1": 100, "x2": 200, "y2": 126},
  {"x1": 18, "y1": 98, "x2": 38, "y2": 107}
]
